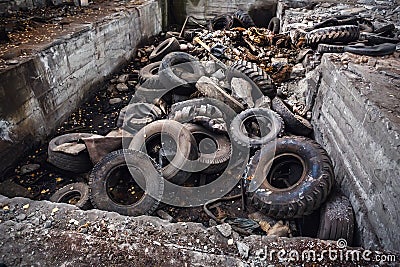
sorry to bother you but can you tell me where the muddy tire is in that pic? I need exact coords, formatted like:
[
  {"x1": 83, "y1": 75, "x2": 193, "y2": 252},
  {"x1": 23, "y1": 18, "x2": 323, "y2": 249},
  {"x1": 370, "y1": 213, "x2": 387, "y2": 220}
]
[
  {"x1": 184, "y1": 123, "x2": 231, "y2": 174},
  {"x1": 317, "y1": 44, "x2": 345, "y2": 53},
  {"x1": 128, "y1": 120, "x2": 198, "y2": 184},
  {"x1": 271, "y1": 97, "x2": 312, "y2": 136},
  {"x1": 306, "y1": 25, "x2": 360, "y2": 47},
  {"x1": 50, "y1": 182, "x2": 91, "y2": 210},
  {"x1": 268, "y1": 17, "x2": 280, "y2": 34},
  {"x1": 89, "y1": 149, "x2": 163, "y2": 216},
  {"x1": 250, "y1": 136, "x2": 334, "y2": 219},
  {"x1": 344, "y1": 43, "x2": 397, "y2": 56},
  {"x1": 149, "y1": 37, "x2": 180, "y2": 62},
  {"x1": 209, "y1": 14, "x2": 233, "y2": 31},
  {"x1": 318, "y1": 192, "x2": 354, "y2": 245},
  {"x1": 117, "y1": 103, "x2": 162, "y2": 131},
  {"x1": 48, "y1": 133, "x2": 102, "y2": 173},
  {"x1": 159, "y1": 52, "x2": 205, "y2": 95},
  {"x1": 230, "y1": 108, "x2": 284, "y2": 148},
  {"x1": 139, "y1": 61, "x2": 163, "y2": 86},
  {"x1": 233, "y1": 10, "x2": 255, "y2": 28},
  {"x1": 227, "y1": 60, "x2": 276, "y2": 99}
]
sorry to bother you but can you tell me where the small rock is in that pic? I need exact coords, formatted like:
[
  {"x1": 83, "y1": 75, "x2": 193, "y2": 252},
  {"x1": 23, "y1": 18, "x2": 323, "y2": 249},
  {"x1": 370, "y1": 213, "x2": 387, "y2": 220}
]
[
  {"x1": 227, "y1": 238, "x2": 234, "y2": 245},
  {"x1": 32, "y1": 217, "x2": 40, "y2": 226},
  {"x1": 267, "y1": 221, "x2": 290, "y2": 237},
  {"x1": 236, "y1": 241, "x2": 250, "y2": 259},
  {"x1": 216, "y1": 223, "x2": 232, "y2": 237},
  {"x1": 107, "y1": 84, "x2": 115, "y2": 92},
  {"x1": 203, "y1": 61, "x2": 216, "y2": 75},
  {"x1": 180, "y1": 44, "x2": 188, "y2": 51},
  {"x1": 230, "y1": 77, "x2": 254, "y2": 107},
  {"x1": 117, "y1": 74, "x2": 129, "y2": 83},
  {"x1": 156, "y1": 210, "x2": 174, "y2": 222},
  {"x1": 116, "y1": 83, "x2": 129, "y2": 92},
  {"x1": 16, "y1": 214, "x2": 26, "y2": 221},
  {"x1": 211, "y1": 69, "x2": 225, "y2": 80},
  {"x1": 5, "y1": 59, "x2": 19, "y2": 65},
  {"x1": 290, "y1": 63, "x2": 306, "y2": 79},
  {"x1": 41, "y1": 214, "x2": 46, "y2": 221},
  {"x1": 44, "y1": 220, "x2": 52, "y2": 228},
  {"x1": 20, "y1": 164, "x2": 40, "y2": 174},
  {"x1": 109, "y1": 98, "x2": 122, "y2": 105}
]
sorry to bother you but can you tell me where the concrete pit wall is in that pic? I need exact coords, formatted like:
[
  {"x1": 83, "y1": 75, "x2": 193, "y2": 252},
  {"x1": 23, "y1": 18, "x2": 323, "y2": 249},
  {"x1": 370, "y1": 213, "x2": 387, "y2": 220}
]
[
  {"x1": 167, "y1": 0, "x2": 277, "y2": 28},
  {"x1": 0, "y1": 0, "x2": 162, "y2": 176},
  {"x1": 310, "y1": 54, "x2": 400, "y2": 251}
]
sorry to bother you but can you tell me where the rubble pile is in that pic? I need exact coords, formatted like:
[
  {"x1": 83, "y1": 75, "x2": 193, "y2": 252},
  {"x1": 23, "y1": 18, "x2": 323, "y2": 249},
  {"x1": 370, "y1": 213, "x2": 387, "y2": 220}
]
[{"x1": 3, "y1": 6, "x2": 399, "y2": 248}]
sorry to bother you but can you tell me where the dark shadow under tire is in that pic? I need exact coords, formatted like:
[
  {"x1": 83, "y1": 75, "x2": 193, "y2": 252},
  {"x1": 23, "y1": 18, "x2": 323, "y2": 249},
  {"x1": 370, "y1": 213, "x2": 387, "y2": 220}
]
[
  {"x1": 89, "y1": 149, "x2": 163, "y2": 216},
  {"x1": 271, "y1": 97, "x2": 312, "y2": 136},
  {"x1": 250, "y1": 136, "x2": 334, "y2": 219},
  {"x1": 230, "y1": 108, "x2": 284, "y2": 148},
  {"x1": 50, "y1": 182, "x2": 91, "y2": 210},
  {"x1": 184, "y1": 123, "x2": 231, "y2": 174}
]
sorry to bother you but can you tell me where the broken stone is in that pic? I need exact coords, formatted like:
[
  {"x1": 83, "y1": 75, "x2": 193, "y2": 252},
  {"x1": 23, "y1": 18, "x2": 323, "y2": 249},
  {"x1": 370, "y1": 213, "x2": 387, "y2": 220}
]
[
  {"x1": 236, "y1": 241, "x2": 250, "y2": 259},
  {"x1": 211, "y1": 69, "x2": 225, "y2": 80},
  {"x1": 20, "y1": 164, "x2": 40, "y2": 175},
  {"x1": 179, "y1": 44, "x2": 188, "y2": 51},
  {"x1": 230, "y1": 77, "x2": 254, "y2": 108},
  {"x1": 117, "y1": 74, "x2": 129, "y2": 83},
  {"x1": 196, "y1": 76, "x2": 244, "y2": 113},
  {"x1": 16, "y1": 214, "x2": 26, "y2": 221},
  {"x1": 5, "y1": 59, "x2": 19, "y2": 65},
  {"x1": 109, "y1": 98, "x2": 122, "y2": 105},
  {"x1": 53, "y1": 142, "x2": 86, "y2": 155},
  {"x1": 156, "y1": 210, "x2": 174, "y2": 222},
  {"x1": 116, "y1": 83, "x2": 129, "y2": 92},
  {"x1": 216, "y1": 223, "x2": 232, "y2": 237},
  {"x1": 290, "y1": 63, "x2": 306, "y2": 79},
  {"x1": 267, "y1": 221, "x2": 290, "y2": 237},
  {"x1": 203, "y1": 61, "x2": 217, "y2": 75}
]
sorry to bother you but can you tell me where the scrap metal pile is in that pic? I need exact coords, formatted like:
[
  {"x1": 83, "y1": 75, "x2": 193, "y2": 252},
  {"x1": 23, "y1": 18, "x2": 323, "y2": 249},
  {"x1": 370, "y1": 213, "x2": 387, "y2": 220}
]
[{"x1": 10, "y1": 9, "x2": 399, "y2": 245}]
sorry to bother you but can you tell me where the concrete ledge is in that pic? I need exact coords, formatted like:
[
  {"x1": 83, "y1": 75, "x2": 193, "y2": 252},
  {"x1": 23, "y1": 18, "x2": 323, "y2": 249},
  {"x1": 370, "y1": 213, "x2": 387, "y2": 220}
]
[
  {"x1": 311, "y1": 53, "x2": 400, "y2": 251},
  {"x1": 0, "y1": 0, "x2": 162, "y2": 176},
  {"x1": 1, "y1": 195, "x2": 398, "y2": 266}
]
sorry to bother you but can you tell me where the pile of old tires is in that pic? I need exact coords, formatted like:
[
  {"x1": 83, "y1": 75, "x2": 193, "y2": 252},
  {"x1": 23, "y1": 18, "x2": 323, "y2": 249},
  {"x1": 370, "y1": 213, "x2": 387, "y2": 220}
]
[{"x1": 46, "y1": 20, "x2": 355, "y2": 244}]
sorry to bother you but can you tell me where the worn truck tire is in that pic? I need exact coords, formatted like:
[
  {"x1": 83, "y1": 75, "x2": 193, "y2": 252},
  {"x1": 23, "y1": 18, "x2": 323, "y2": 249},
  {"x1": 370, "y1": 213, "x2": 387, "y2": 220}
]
[
  {"x1": 227, "y1": 60, "x2": 276, "y2": 99},
  {"x1": 48, "y1": 133, "x2": 102, "y2": 173},
  {"x1": 318, "y1": 192, "x2": 354, "y2": 245},
  {"x1": 149, "y1": 37, "x2": 180, "y2": 62},
  {"x1": 159, "y1": 52, "x2": 205, "y2": 95},
  {"x1": 268, "y1": 17, "x2": 280, "y2": 34},
  {"x1": 184, "y1": 123, "x2": 231, "y2": 174},
  {"x1": 250, "y1": 136, "x2": 334, "y2": 219},
  {"x1": 306, "y1": 25, "x2": 360, "y2": 47},
  {"x1": 138, "y1": 61, "x2": 163, "y2": 87},
  {"x1": 50, "y1": 182, "x2": 91, "y2": 210},
  {"x1": 230, "y1": 108, "x2": 284, "y2": 148},
  {"x1": 209, "y1": 14, "x2": 233, "y2": 31},
  {"x1": 233, "y1": 10, "x2": 256, "y2": 28},
  {"x1": 344, "y1": 43, "x2": 397, "y2": 56},
  {"x1": 89, "y1": 149, "x2": 163, "y2": 216},
  {"x1": 128, "y1": 120, "x2": 198, "y2": 184},
  {"x1": 271, "y1": 97, "x2": 312, "y2": 136}
]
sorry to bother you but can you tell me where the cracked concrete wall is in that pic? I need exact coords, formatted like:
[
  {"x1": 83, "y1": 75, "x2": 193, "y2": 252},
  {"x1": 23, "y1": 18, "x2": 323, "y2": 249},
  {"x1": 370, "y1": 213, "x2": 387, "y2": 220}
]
[
  {"x1": 0, "y1": 0, "x2": 162, "y2": 176},
  {"x1": 310, "y1": 54, "x2": 400, "y2": 251},
  {"x1": 168, "y1": 0, "x2": 277, "y2": 27}
]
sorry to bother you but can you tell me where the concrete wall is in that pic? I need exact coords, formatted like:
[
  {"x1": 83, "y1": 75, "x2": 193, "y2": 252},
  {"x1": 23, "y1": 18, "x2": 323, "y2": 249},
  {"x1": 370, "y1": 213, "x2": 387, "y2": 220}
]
[
  {"x1": 167, "y1": 0, "x2": 277, "y2": 27},
  {"x1": 0, "y1": 0, "x2": 47, "y2": 15},
  {"x1": 0, "y1": 0, "x2": 162, "y2": 176},
  {"x1": 310, "y1": 54, "x2": 400, "y2": 251}
]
